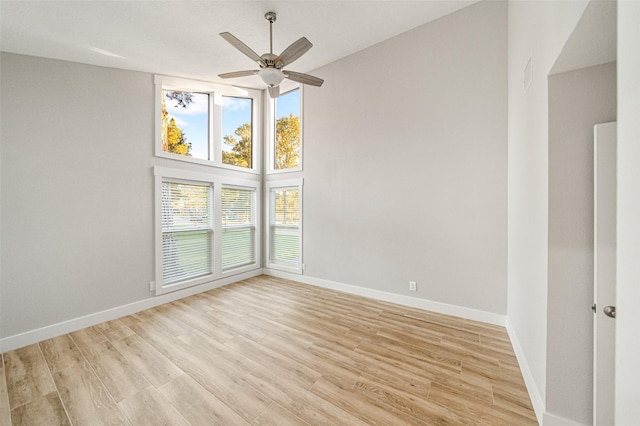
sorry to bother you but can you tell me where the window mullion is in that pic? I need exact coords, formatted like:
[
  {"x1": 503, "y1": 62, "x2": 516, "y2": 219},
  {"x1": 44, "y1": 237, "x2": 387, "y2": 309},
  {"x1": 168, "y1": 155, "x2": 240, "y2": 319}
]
[{"x1": 212, "y1": 92, "x2": 222, "y2": 164}]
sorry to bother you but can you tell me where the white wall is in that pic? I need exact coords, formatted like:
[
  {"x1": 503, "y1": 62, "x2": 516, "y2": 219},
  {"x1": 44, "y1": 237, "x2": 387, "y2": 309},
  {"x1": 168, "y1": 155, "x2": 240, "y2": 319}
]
[
  {"x1": 0, "y1": 54, "x2": 155, "y2": 338},
  {"x1": 507, "y1": 0, "x2": 589, "y2": 420},
  {"x1": 615, "y1": 0, "x2": 640, "y2": 422},
  {"x1": 0, "y1": 53, "x2": 260, "y2": 344},
  {"x1": 300, "y1": 0, "x2": 508, "y2": 315},
  {"x1": 547, "y1": 61, "x2": 616, "y2": 424}
]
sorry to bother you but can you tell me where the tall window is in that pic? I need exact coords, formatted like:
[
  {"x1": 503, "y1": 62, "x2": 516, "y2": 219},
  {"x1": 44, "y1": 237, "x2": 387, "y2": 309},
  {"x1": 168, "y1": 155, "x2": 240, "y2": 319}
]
[
  {"x1": 161, "y1": 180, "x2": 213, "y2": 286},
  {"x1": 273, "y1": 88, "x2": 301, "y2": 171},
  {"x1": 267, "y1": 180, "x2": 302, "y2": 273},
  {"x1": 221, "y1": 186, "x2": 256, "y2": 271},
  {"x1": 222, "y1": 96, "x2": 253, "y2": 169}
]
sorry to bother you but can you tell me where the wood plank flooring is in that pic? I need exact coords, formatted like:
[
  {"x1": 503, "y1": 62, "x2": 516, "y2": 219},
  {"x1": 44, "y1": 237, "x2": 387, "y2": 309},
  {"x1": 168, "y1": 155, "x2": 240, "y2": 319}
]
[{"x1": 1, "y1": 275, "x2": 537, "y2": 425}]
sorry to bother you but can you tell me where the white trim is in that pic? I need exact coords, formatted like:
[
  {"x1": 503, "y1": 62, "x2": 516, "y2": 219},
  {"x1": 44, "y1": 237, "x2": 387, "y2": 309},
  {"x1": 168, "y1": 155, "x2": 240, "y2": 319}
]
[
  {"x1": 2, "y1": 268, "x2": 511, "y2": 353},
  {"x1": 265, "y1": 269, "x2": 506, "y2": 326},
  {"x1": 506, "y1": 318, "x2": 545, "y2": 425},
  {"x1": 218, "y1": 175, "x2": 261, "y2": 190},
  {"x1": 155, "y1": 75, "x2": 249, "y2": 96},
  {"x1": 2, "y1": 268, "x2": 513, "y2": 368},
  {"x1": 543, "y1": 413, "x2": 588, "y2": 426},
  {"x1": 265, "y1": 178, "x2": 303, "y2": 190},
  {"x1": 0, "y1": 269, "x2": 263, "y2": 353},
  {"x1": 154, "y1": 166, "x2": 216, "y2": 183}
]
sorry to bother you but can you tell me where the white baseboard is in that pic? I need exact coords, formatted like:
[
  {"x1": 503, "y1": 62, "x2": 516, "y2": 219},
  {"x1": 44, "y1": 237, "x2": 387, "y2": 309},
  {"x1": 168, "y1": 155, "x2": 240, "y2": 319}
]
[
  {"x1": 0, "y1": 269, "x2": 264, "y2": 353},
  {"x1": 543, "y1": 412, "x2": 588, "y2": 426},
  {"x1": 2, "y1": 268, "x2": 505, "y2": 351},
  {"x1": 264, "y1": 269, "x2": 507, "y2": 327},
  {"x1": 506, "y1": 318, "x2": 545, "y2": 425}
]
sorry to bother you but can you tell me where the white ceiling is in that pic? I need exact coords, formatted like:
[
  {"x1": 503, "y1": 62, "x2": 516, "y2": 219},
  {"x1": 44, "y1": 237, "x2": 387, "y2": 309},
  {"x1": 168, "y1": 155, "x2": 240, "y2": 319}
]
[
  {"x1": 0, "y1": 1, "x2": 477, "y2": 89},
  {"x1": 550, "y1": 0, "x2": 616, "y2": 75}
]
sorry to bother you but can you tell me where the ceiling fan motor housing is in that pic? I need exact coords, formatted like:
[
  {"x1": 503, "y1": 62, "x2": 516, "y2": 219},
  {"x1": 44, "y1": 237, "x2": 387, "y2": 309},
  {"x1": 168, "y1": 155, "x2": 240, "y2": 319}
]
[{"x1": 260, "y1": 53, "x2": 280, "y2": 69}]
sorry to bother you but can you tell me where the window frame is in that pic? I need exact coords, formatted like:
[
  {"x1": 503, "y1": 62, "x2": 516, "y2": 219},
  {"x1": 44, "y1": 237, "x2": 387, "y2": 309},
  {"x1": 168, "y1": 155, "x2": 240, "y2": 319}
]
[
  {"x1": 154, "y1": 75, "x2": 262, "y2": 174},
  {"x1": 221, "y1": 95, "x2": 255, "y2": 169},
  {"x1": 154, "y1": 166, "x2": 261, "y2": 295},
  {"x1": 266, "y1": 83, "x2": 304, "y2": 174},
  {"x1": 265, "y1": 178, "x2": 303, "y2": 274}
]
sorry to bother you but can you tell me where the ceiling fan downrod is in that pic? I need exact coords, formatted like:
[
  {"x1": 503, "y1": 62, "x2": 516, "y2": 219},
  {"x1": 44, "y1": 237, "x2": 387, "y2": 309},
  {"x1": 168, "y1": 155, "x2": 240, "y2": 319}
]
[{"x1": 265, "y1": 12, "x2": 276, "y2": 55}]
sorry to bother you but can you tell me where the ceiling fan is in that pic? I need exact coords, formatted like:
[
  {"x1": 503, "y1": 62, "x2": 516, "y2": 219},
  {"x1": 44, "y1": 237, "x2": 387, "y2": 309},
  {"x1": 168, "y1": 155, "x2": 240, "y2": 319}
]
[{"x1": 218, "y1": 12, "x2": 324, "y2": 98}]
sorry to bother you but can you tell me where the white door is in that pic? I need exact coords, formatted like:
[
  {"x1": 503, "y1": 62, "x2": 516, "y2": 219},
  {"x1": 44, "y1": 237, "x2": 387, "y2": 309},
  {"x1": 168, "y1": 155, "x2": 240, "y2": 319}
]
[{"x1": 593, "y1": 122, "x2": 616, "y2": 426}]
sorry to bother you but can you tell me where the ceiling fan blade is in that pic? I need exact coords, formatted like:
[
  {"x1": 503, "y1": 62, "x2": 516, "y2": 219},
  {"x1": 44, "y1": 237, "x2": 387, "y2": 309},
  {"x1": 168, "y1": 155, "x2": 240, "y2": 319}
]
[
  {"x1": 220, "y1": 32, "x2": 266, "y2": 67},
  {"x1": 218, "y1": 70, "x2": 259, "y2": 79},
  {"x1": 268, "y1": 85, "x2": 280, "y2": 98},
  {"x1": 276, "y1": 37, "x2": 313, "y2": 67},
  {"x1": 283, "y1": 71, "x2": 324, "y2": 87}
]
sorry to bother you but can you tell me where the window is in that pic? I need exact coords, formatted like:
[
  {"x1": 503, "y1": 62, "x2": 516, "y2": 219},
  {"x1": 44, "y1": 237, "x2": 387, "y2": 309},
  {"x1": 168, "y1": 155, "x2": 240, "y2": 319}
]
[
  {"x1": 161, "y1": 179, "x2": 214, "y2": 287},
  {"x1": 266, "y1": 180, "x2": 303, "y2": 273},
  {"x1": 162, "y1": 90, "x2": 210, "y2": 160},
  {"x1": 222, "y1": 96, "x2": 253, "y2": 169},
  {"x1": 270, "y1": 87, "x2": 302, "y2": 172},
  {"x1": 154, "y1": 167, "x2": 261, "y2": 294},
  {"x1": 155, "y1": 76, "x2": 261, "y2": 172},
  {"x1": 221, "y1": 186, "x2": 256, "y2": 271}
]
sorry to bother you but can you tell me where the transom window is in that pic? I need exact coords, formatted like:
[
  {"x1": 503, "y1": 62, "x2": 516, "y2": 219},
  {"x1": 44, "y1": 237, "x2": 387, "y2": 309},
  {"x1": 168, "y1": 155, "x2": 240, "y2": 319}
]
[{"x1": 155, "y1": 76, "x2": 261, "y2": 173}]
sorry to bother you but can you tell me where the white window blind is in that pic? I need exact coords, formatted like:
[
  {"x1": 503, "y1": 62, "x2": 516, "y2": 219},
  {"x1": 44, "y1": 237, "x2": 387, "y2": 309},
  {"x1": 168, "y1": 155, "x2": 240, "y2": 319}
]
[
  {"x1": 269, "y1": 187, "x2": 301, "y2": 268},
  {"x1": 161, "y1": 181, "x2": 213, "y2": 285},
  {"x1": 221, "y1": 186, "x2": 256, "y2": 271}
]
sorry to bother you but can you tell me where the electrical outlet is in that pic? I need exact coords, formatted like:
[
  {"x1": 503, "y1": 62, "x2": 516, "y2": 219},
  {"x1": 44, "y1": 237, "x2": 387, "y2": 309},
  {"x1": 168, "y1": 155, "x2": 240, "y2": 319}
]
[
  {"x1": 409, "y1": 281, "x2": 417, "y2": 292},
  {"x1": 149, "y1": 281, "x2": 156, "y2": 291}
]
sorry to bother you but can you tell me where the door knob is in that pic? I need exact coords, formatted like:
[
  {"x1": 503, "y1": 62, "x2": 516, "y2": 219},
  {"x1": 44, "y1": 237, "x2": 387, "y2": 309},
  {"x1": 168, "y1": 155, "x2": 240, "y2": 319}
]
[{"x1": 603, "y1": 305, "x2": 616, "y2": 318}]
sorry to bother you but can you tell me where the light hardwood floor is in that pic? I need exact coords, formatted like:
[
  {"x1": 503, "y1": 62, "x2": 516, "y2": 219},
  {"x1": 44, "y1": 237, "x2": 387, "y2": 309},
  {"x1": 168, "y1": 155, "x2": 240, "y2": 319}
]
[{"x1": 1, "y1": 275, "x2": 537, "y2": 425}]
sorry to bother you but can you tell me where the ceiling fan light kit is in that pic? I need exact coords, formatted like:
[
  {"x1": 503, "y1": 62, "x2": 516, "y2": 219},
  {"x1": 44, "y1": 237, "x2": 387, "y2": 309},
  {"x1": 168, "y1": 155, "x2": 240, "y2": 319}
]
[
  {"x1": 258, "y1": 68, "x2": 285, "y2": 86},
  {"x1": 218, "y1": 11, "x2": 324, "y2": 98}
]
